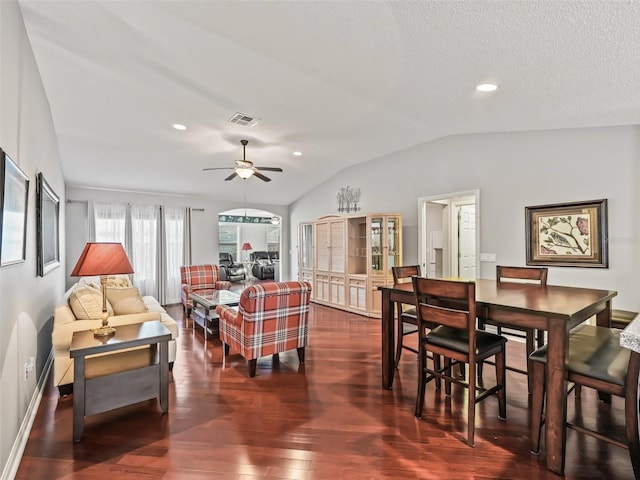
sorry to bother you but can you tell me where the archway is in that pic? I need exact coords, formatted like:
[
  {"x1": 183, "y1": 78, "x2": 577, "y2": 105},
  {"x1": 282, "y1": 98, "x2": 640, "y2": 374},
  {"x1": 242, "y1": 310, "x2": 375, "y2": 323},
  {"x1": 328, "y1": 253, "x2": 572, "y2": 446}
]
[{"x1": 218, "y1": 208, "x2": 281, "y2": 281}]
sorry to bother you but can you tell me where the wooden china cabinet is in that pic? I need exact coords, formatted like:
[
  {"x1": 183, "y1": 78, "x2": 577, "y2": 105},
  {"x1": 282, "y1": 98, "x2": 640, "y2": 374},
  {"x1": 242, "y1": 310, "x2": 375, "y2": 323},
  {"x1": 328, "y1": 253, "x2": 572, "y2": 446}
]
[{"x1": 298, "y1": 213, "x2": 402, "y2": 317}]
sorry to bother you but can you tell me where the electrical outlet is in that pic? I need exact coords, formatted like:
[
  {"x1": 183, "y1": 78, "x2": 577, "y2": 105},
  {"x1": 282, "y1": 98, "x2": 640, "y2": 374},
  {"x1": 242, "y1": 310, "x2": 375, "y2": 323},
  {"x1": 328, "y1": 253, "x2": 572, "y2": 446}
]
[
  {"x1": 24, "y1": 357, "x2": 35, "y2": 381},
  {"x1": 479, "y1": 253, "x2": 497, "y2": 262}
]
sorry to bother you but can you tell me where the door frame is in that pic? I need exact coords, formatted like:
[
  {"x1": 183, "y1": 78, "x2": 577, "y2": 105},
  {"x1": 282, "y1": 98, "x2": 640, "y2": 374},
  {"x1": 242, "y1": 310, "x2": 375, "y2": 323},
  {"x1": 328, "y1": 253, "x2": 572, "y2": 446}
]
[{"x1": 418, "y1": 189, "x2": 480, "y2": 278}]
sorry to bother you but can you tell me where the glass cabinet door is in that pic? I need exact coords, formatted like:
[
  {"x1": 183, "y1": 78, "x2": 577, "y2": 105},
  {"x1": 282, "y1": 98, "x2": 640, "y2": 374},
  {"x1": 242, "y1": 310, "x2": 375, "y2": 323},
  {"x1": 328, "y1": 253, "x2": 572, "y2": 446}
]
[
  {"x1": 299, "y1": 223, "x2": 313, "y2": 269},
  {"x1": 370, "y1": 217, "x2": 384, "y2": 275},
  {"x1": 386, "y1": 216, "x2": 401, "y2": 274}
]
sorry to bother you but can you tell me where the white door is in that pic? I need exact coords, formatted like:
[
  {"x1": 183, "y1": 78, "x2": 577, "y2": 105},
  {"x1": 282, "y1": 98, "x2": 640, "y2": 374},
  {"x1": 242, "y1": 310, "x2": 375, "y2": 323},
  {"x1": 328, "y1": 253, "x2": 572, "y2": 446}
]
[{"x1": 457, "y1": 203, "x2": 476, "y2": 279}]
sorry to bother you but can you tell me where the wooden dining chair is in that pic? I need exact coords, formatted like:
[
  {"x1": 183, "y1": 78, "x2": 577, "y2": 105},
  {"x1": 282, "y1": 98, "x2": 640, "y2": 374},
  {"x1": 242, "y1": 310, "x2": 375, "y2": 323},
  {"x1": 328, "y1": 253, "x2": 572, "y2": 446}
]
[
  {"x1": 391, "y1": 265, "x2": 421, "y2": 368},
  {"x1": 478, "y1": 265, "x2": 548, "y2": 391},
  {"x1": 529, "y1": 324, "x2": 640, "y2": 478},
  {"x1": 413, "y1": 276, "x2": 507, "y2": 447}
]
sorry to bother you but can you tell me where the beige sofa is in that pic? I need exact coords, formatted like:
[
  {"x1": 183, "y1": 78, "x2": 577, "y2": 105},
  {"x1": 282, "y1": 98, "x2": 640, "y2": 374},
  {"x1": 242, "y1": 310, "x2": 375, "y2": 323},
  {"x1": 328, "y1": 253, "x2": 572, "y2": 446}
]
[{"x1": 52, "y1": 277, "x2": 179, "y2": 395}]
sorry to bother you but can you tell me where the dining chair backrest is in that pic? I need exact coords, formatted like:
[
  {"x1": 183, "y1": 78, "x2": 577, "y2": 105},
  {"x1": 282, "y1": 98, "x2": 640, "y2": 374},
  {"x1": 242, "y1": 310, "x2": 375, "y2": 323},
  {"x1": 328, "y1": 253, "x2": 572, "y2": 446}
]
[
  {"x1": 497, "y1": 265, "x2": 548, "y2": 285},
  {"x1": 489, "y1": 265, "x2": 549, "y2": 391},
  {"x1": 391, "y1": 265, "x2": 422, "y2": 368},
  {"x1": 413, "y1": 277, "x2": 476, "y2": 355},
  {"x1": 392, "y1": 265, "x2": 420, "y2": 284}
]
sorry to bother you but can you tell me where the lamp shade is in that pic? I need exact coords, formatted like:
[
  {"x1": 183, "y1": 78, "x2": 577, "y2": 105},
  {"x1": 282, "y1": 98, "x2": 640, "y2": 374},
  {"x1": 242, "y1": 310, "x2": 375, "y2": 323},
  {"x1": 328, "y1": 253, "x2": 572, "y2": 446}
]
[
  {"x1": 241, "y1": 242, "x2": 253, "y2": 251},
  {"x1": 70, "y1": 242, "x2": 134, "y2": 277}
]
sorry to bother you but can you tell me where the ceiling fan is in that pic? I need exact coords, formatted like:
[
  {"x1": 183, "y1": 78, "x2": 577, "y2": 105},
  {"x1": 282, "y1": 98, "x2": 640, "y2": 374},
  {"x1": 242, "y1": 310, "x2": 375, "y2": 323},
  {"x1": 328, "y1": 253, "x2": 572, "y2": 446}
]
[{"x1": 203, "y1": 139, "x2": 283, "y2": 182}]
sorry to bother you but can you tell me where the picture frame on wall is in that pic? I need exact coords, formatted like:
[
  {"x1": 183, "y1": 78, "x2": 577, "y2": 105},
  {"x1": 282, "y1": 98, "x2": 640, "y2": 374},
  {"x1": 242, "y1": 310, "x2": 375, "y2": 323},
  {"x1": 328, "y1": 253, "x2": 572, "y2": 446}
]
[
  {"x1": 1, "y1": 148, "x2": 30, "y2": 267},
  {"x1": 525, "y1": 199, "x2": 608, "y2": 268},
  {"x1": 36, "y1": 172, "x2": 60, "y2": 276}
]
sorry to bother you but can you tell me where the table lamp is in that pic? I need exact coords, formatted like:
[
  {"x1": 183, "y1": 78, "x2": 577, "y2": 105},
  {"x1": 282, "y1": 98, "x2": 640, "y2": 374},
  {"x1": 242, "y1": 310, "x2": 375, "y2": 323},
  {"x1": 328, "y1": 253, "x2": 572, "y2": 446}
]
[
  {"x1": 70, "y1": 242, "x2": 134, "y2": 337},
  {"x1": 241, "y1": 242, "x2": 253, "y2": 262}
]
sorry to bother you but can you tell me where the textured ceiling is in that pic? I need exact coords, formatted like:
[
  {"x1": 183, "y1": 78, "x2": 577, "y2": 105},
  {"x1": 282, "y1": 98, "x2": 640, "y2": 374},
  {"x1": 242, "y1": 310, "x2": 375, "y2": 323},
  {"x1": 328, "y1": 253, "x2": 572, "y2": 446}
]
[{"x1": 18, "y1": 0, "x2": 640, "y2": 205}]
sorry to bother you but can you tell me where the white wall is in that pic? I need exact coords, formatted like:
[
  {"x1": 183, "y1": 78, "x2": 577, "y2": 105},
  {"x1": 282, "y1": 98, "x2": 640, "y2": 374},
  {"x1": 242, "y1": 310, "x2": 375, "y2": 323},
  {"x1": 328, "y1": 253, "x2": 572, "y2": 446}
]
[
  {"x1": 0, "y1": 2, "x2": 66, "y2": 477},
  {"x1": 65, "y1": 187, "x2": 290, "y2": 290},
  {"x1": 290, "y1": 125, "x2": 640, "y2": 311},
  {"x1": 240, "y1": 223, "x2": 269, "y2": 258}
]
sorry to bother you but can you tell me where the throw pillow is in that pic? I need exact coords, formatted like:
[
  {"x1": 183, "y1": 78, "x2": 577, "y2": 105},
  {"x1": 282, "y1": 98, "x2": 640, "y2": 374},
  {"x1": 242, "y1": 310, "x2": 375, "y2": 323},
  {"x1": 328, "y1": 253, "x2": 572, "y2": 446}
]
[
  {"x1": 77, "y1": 278, "x2": 100, "y2": 290},
  {"x1": 104, "y1": 275, "x2": 132, "y2": 288},
  {"x1": 106, "y1": 286, "x2": 148, "y2": 315},
  {"x1": 69, "y1": 286, "x2": 114, "y2": 320}
]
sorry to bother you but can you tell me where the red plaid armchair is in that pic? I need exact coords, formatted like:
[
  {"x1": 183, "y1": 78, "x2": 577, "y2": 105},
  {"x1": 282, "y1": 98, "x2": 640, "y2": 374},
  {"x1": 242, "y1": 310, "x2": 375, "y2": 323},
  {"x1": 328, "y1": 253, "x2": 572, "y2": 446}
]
[
  {"x1": 216, "y1": 281, "x2": 312, "y2": 377},
  {"x1": 180, "y1": 264, "x2": 232, "y2": 316}
]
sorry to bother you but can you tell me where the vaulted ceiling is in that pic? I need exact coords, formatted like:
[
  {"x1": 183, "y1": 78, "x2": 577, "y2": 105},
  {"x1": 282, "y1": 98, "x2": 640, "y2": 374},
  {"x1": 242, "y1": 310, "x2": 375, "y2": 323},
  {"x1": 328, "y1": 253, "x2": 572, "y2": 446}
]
[{"x1": 18, "y1": 1, "x2": 640, "y2": 205}]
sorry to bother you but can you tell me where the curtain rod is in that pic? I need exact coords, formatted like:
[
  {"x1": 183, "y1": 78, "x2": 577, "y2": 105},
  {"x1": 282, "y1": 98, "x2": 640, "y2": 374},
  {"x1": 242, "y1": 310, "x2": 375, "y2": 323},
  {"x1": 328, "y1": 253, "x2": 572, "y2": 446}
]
[{"x1": 67, "y1": 199, "x2": 204, "y2": 212}]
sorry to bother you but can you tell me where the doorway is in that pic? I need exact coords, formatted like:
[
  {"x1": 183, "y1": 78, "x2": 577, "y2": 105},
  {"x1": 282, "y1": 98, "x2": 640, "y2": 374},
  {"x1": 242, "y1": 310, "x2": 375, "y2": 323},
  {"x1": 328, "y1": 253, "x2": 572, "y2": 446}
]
[
  {"x1": 418, "y1": 190, "x2": 479, "y2": 279},
  {"x1": 218, "y1": 208, "x2": 282, "y2": 280}
]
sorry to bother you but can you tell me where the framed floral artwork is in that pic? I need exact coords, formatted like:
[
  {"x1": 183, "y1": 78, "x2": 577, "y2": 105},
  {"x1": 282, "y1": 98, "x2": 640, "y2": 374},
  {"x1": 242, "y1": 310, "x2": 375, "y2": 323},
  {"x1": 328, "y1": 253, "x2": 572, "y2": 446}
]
[{"x1": 525, "y1": 199, "x2": 608, "y2": 268}]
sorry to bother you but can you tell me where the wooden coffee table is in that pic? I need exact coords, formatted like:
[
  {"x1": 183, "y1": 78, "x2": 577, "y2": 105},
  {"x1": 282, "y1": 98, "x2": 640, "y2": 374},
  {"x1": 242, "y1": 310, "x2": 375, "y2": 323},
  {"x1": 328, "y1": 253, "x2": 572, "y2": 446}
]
[
  {"x1": 189, "y1": 290, "x2": 241, "y2": 340},
  {"x1": 69, "y1": 320, "x2": 171, "y2": 442}
]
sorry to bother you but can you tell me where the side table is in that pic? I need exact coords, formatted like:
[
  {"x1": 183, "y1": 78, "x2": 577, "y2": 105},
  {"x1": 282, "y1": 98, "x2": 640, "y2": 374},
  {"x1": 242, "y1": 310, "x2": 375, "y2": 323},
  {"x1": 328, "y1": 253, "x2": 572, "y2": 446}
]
[{"x1": 69, "y1": 320, "x2": 171, "y2": 442}]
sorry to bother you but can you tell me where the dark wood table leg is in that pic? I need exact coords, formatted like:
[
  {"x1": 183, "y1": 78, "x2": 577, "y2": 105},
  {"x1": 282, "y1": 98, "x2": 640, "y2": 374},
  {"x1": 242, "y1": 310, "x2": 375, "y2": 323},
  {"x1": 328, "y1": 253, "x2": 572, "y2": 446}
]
[
  {"x1": 381, "y1": 289, "x2": 395, "y2": 389},
  {"x1": 544, "y1": 319, "x2": 568, "y2": 475},
  {"x1": 73, "y1": 356, "x2": 86, "y2": 442}
]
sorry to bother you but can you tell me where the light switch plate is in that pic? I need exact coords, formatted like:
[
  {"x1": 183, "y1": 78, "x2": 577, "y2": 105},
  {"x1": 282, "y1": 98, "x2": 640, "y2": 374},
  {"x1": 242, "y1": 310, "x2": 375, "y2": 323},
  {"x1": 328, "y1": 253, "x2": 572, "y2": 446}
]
[{"x1": 480, "y1": 253, "x2": 496, "y2": 262}]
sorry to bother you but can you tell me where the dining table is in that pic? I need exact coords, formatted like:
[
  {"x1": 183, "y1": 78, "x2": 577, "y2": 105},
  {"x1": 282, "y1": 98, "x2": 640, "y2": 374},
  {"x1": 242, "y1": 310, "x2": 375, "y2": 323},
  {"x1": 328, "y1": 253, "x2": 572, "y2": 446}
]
[{"x1": 378, "y1": 278, "x2": 617, "y2": 475}]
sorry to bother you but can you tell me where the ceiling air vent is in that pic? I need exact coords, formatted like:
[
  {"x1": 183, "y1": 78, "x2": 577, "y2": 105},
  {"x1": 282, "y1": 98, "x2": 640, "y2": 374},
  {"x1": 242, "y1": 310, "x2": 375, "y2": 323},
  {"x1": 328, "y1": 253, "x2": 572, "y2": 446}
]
[{"x1": 228, "y1": 112, "x2": 261, "y2": 127}]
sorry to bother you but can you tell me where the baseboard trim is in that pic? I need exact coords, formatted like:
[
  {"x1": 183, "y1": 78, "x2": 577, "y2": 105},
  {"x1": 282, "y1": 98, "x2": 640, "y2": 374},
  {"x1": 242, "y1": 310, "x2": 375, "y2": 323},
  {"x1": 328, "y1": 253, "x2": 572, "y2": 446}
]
[{"x1": 1, "y1": 349, "x2": 53, "y2": 480}]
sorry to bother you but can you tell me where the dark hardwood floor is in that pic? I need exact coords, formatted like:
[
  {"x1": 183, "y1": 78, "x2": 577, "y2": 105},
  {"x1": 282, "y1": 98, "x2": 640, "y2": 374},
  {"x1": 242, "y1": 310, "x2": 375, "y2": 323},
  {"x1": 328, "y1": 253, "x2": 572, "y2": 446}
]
[{"x1": 16, "y1": 283, "x2": 635, "y2": 479}]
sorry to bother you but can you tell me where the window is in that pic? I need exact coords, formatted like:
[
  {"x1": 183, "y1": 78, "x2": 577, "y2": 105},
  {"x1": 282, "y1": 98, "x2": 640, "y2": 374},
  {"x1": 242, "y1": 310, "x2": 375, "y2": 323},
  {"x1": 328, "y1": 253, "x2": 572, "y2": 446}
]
[
  {"x1": 131, "y1": 205, "x2": 159, "y2": 297},
  {"x1": 91, "y1": 202, "x2": 190, "y2": 304},
  {"x1": 94, "y1": 203, "x2": 126, "y2": 244},
  {"x1": 266, "y1": 225, "x2": 279, "y2": 256},
  {"x1": 219, "y1": 225, "x2": 239, "y2": 257},
  {"x1": 164, "y1": 206, "x2": 187, "y2": 304}
]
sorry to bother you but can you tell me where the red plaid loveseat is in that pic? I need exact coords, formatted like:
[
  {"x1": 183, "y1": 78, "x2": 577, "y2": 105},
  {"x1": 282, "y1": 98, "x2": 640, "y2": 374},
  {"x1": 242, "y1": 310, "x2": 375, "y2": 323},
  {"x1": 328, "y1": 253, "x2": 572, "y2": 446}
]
[
  {"x1": 216, "y1": 281, "x2": 312, "y2": 377},
  {"x1": 180, "y1": 264, "x2": 232, "y2": 316}
]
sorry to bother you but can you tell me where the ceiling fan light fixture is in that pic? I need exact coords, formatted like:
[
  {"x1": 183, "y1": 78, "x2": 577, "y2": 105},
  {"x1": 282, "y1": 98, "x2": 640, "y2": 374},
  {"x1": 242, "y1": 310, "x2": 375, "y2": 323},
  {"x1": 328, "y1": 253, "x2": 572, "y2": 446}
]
[{"x1": 236, "y1": 167, "x2": 254, "y2": 179}]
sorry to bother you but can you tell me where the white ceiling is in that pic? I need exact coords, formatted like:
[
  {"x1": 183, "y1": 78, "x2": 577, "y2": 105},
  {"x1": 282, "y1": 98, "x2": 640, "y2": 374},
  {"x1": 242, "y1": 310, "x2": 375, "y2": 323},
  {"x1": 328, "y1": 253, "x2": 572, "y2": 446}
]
[{"x1": 18, "y1": 1, "x2": 640, "y2": 206}]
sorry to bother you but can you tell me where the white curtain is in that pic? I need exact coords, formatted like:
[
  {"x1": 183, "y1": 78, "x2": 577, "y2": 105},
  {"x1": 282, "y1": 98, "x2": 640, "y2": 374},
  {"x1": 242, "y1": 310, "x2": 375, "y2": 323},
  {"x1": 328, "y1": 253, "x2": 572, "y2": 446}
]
[
  {"x1": 161, "y1": 206, "x2": 190, "y2": 304},
  {"x1": 90, "y1": 201, "x2": 192, "y2": 305},
  {"x1": 130, "y1": 204, "x2": 160, "y2": 297},
  {"x1": 87, "y1": 202, "x2": 96, "y2": 242},
  {"x1": 92, "y1": 202, "x2": 126, "y2": 244}
]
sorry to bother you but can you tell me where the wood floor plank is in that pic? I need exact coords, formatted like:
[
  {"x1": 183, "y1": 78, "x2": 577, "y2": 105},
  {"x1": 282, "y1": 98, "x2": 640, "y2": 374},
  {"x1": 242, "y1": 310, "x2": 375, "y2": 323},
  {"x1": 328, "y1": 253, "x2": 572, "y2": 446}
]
[{"x1": 15, "y1": 287, "x2": 636, "y2": 479}]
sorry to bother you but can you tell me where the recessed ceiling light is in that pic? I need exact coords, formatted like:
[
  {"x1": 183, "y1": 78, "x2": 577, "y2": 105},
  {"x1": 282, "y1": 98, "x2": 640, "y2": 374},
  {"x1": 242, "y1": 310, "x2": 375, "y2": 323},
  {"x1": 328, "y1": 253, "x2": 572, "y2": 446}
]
[
  {"x1": 476, "y1": 83, "x2": 498, "y2": 92},
  {"x1": 172, "y1": 123, "x2": 187, "y2": 130},
  {"x1": 293, "y1": 151, "x2": 302, "y2": 156}
]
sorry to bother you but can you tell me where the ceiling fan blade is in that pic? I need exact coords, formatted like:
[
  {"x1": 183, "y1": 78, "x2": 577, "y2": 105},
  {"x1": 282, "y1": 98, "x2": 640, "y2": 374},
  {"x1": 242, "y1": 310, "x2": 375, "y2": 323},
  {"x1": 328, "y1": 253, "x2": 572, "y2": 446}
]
[
  {"x1": 224, "y1": 172, "x2": 238, "y2": 181},
  {"x1": 255, "y1": 166, "x2": 283, "y2": 172},
  {"x1": 252, "y1": 171, "x2": 272, "y2": 182},
  {"x1": 203, "y1": 166, "x2": 234, "y2": 171}
]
